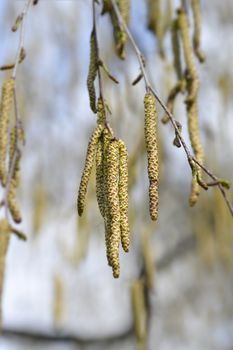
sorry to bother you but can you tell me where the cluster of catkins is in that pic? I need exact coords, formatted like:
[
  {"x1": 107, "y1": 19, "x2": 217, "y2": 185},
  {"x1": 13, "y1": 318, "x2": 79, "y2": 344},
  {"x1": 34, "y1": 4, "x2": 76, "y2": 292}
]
[
  {"x1": 77, "y1": 99, "x2": 130, "y2": 278},
  {"x1": 0, "y1": 78, "x2": 23, "y2": 223},
  {"x1": 80, "y1": 0, "x2": 161, "y2": 277},
  {"x1": 161, "y1": 1, "x2": 205, "y2": 206}
]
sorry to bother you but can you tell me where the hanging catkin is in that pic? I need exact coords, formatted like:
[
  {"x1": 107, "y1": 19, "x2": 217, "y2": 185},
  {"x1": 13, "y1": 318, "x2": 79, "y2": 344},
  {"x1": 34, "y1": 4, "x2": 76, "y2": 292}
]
[
  {"x1": 106, "y1": 139, "x2": 121, "y2": 278},
  {"x1": 103, "y1": 0, "x2": 130, "y2": 59},
  {"x1": 87, "y1": 30, "x2": 98, "y2": 113},
  {"x1": 177, "y1": 7, "x2": 204, "y2": 206},
  {"x1": 0, "y1": 219, "x2": 11, "y2": 326},
  {"x1": 0, "y1": 78, "x2": 15, "y2": 187},
  {"x1": 191, "y1": 0, "x2": 205, "y2": 63},
  {"x1": 6, "y1": 125, "x2": 22, "y2": 223},
  {"x1": 177, "y1": 7, "x2": 199, "y2": 104},
  {"x1": 102, "y1": 128, "x2": 112, "y2": 266},
  {"x1": 131, "y1": 279, "x2": 147, "y2": 349},
  {"x1": 187, "y1": 102, "x2": 204, "y2": 206},
  {"x1": 142, "y1": 230, "x2": 155, "y2": 290},
  {"x1": 118, "y1": 139, "x2": 130, "y2": 252},
  {"x1": 95, "y1": 98, "x2": 106, "y2": 217},
  {"x1": 53, "y1": 273, "x2": 64, "y2": 325},
  {"x1": 77, "y1": 124, "x2": 104, "y2": 216},
  {"x1": 144, "y1": 92, "x2": 159, "y2": 221},
  {"x1": 147, "y1": 0, "x2": 165, "y2": 58},
  {"x1": 171, "y1": 19, "x2": 183, "y2": 83}
]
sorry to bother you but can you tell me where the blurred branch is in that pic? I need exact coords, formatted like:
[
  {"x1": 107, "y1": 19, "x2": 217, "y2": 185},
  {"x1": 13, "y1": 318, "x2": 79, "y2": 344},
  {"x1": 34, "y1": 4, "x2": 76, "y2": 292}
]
[
  {"x1": 110, "y1": 0, "x2": 233, "y2": 217},
  {"x1": 1, "y1": 234, "x2": 196, "y2": 343}
]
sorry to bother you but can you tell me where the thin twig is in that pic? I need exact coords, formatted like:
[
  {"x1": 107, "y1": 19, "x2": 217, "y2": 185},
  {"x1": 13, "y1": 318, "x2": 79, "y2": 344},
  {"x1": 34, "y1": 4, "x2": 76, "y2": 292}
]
[
  {"x1": 92, "y1": 0, "x2": 115, "y2": 138},
  {"x1": 12, "y1": 0, "x2": 32, "y2": 80},
  {"x1": 0, "y1": 0, "x2": 31, "y2": 221},
  {"x1": 110, "y1": 0, "x2": 233, "y2": 217}
]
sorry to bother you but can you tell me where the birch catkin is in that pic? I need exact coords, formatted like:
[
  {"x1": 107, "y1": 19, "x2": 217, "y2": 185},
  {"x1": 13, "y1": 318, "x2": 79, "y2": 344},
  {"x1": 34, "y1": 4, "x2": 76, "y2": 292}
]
[
  {"x1": 0, "y1": 78, "x2": 15, "y2": 186},
  {"x1": 187, "y1": 101, "x2": 204, "y2": 206},
  {"x1": 171, "y1": 19, "x2": 183, "y2": 82},
  {"x1": 104, "y1": 0, "x2": 130, "y2": 59},
  {"x1": 77, "y1": 124, "x2": 104, "y2": 216},
  {"x1": 87, "y1": 30, "x2": 98, "y2": 113},
  {"x1": 96, "y1": 99, "x2": 106, "y2": 217},
  {"x1": 191, "y1": 0, "x2": 205, "y2": 63},
  {"x1": 106, "y1": 139, "x2": 121, "y2": 278},
  {"x1": 131, "y1": 279, "x2": 147, "y2": 348},
  {"x1": 0, "y1": 219, "x2": 11, "y2": 326},
  {"x1": 144, "y1": 92, "x2": 159, "y2": 221},
  {"x1": 118, "y1": 139, "x2": 130, "y2": 252},
  {"x1": 177, "y1": 8, "x2": 199, "y2": 103}
]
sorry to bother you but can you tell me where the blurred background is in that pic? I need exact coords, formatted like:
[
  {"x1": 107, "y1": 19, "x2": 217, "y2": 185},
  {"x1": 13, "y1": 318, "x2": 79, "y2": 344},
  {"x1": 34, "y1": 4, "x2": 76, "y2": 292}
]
[{"x1": 0, "y1": 0, "x2": 233, "y2": 349}]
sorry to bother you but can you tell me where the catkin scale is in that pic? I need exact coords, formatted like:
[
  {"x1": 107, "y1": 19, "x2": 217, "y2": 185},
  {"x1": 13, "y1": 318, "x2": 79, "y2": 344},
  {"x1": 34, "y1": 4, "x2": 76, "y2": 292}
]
[
  {"x1": 87, "y1": 30, "x2": 98, "y2": 113},
  {"x1": 144, "y1": 92, "x2": 159, "y2": 221},
  {"x1": 77, "y1": 125, "x2": 104, "y2": 216},
  {"x1": 106, "y1": 140, "x2": 121, "y2": 278},
  {"x1": 0, "y1": 78, "x2": 15, "y2": 186}
]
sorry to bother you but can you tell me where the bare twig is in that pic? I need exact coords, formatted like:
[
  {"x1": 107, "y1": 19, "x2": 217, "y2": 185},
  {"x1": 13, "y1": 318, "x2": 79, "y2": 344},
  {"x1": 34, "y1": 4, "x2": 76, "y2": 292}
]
[
  {"x1": 110, "y1": 0, "x2": 233, "y2": 217},
  {"x1": 12, "y1": 0, "x2": 32, "y2": 80},
  {"x1": 0, "y1": 0, "x2": 31, "y2": 225},
  {"x1": 92, "y1": 0, "x2": 115, "y2": 138}
]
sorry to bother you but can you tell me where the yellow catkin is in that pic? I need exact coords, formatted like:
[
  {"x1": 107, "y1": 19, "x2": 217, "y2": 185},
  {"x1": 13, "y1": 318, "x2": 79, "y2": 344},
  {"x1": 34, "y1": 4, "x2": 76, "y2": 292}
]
[
  {"x1": 95, "y1": 98, "x2": 106, "y2": 218},
  {"x1": 77, "y1": 124, "x2": 104, "y2": 216},
  {"x1": 87, "y1": 30, "x2": 98, "y2": 113},
  {"x1": 118, "y1": 139, "x2": 130, "y2": 253},
  {"x1": 142, "y1": 230, "x2": 155, "y2": 290},
  {"x1": 0, "y1": 219, "x2": 11, "y2": 326},
  {"x1": 191, "y1": 0, "x2": 205, "y2": 63},
  {"x1": 0, "y1": 78, "x2": 15, "y2": 186},
  {"x1": 96, "y1": 139, "x2": 105, "y2": 218},
  {"x1": 171, "y1": 19, "x2": 183, "y2": 82},
  {"x1": 131, "y1": 279, "x2": 147, "y2": 349},
  {"x1": 106, "y1": 139, "x2": 121, "y2": 278},
  {"x1": 144, "y1": 92, "x2": 159, "y2": 221},
  {"x1": 177, "y1": 8, "x2": 199, "y2": 104},
  {"x1": 107, "y1": 0, "x2": 130, "y2": 59},
  {"x1": 32, "y1": 184, "x2": 46, "y2": 234},
  {"x1": 53, "y1": 273, "x2": 64, "y2": 325},
  {"x1": 7, "y1": 127, "x2": 22, "y2": 223},
  {"x1": 102, "y1": 128, "x2": 112, "y2": 266},
  {"x1": 187, "y1": 102, "x2": 204, "y2": 206},
  {"x1": 8, "y1": 177, "x2": 22, "y2": 223},
  {"x1": 148, "y1": 0, "x2": 165, "y2": 58},
  {"x1": 177, "y1": 7, "x2": 204, "y2": 205}
]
